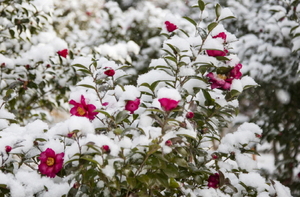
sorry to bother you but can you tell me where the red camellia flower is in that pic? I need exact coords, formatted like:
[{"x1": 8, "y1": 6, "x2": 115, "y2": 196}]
[
  {"x1": 5, "y1": 146, "x2": 12, "y2": 153},
  {"x1": 158, "y1": 98, "x2": 180, "y2": 111},
  {"x1": 104, "y1": 68, "x2": 115, "y2": 76},
  {"x1": 206, "y1": 49, "x2": 228, "y2": 57},
  {"x1": 207, "y1": 173, "x2": 220, "y2": 188},
  {"x1": 38, "y1": 148, "x2": 64, "y2": 178},
  {"x1": 57, "y1": 49, "x2": 68, "y2": 58},
  {"x1": 69, "y1": 95, "x2": 99, "y2": 120},
  {"x1": 165, "y1": 140, "x2": 173, "y2": 146},
  {"x1": 125, "y1": 98, "x2": 140, "y2": 114},
  {"x1": 207, "y1": 64, "x2": 243, "y2": 90},
  {"x1": 213, "y1": 32, "x2": 227, "y2": 41},
  {"x1": 186, "y1": 111, "x2": 194, "y2": 119},
  {"x1": 102, "y1": 145, "x2": 110, "y2": 153},
  {"x1": 165, "y1": 21, "x2": 177, "y2": 32}
]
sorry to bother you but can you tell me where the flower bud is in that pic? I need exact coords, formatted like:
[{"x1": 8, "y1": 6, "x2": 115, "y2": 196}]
[
  {"x1": 5, "y1": 146, "x2": 12, "y2": 153},
  {"x1": 102, "y1": 145, "x2": 110, "y2": 153},
  {"x1": 186, "y1": 111, "x2": 194, "y2": 119}
]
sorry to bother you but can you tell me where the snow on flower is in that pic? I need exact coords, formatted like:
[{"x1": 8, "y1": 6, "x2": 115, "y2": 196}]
[
  {"x1": 38, "y1": 148, "x2": 64, "y2": 178},
  {"x1": 206, "y1": 32, "x2": 228, "y2": 57},
  {"x1": 158, "y1": 98, "x2": 179, "y2": 111},
  {"x1": 157, "y1": 87, "x2": 181, "y2": 111},
  {"x1": 69, "y1": 95, "x2": 99, "y2": 120}
]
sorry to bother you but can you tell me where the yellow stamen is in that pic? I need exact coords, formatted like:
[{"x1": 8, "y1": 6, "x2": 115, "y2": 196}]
[
  {"x1": 217, "y1": 74, "x2": 227, "y2": 80},
  {"x1": 77, "y1": 107, "x2": 86, "y2": 116},
  {"x1": 46, "y1": 157, "x2": 55, "y2": 166}
]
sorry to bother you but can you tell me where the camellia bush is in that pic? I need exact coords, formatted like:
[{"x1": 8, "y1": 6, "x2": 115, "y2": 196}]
[
  {"x1": 217, "y1": 0, "x2": 300, "y2": 195},
  {"x1": 0, "y1": 0, "x2": 294, "y2": 196}
]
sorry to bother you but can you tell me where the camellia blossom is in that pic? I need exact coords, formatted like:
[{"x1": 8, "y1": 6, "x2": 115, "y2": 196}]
[
  {"x1": 69, "y1": 95, "x2": 99, "y2": 120},
  {"x1": 186, "y1": 111, "x2": 194, "y2": 119},
  {"x1": 125, "y1": 98, "x2": 140, "y2": 114},
  {"x1": 207, "y1": 64, "x2": 243, "y2": 90},
  {"x1": 207, "y1": 72, "x2": 232, "y2": 90},
  {"x1": 104, "y1": 68, "x2": 115, "y2": 76},
  {"x1": 57, "y1": 49, "x2": 68, "y2": 58},
  {"x1": 102, "y1": 145, "x2": 110, "y2": 153},
  {"x1": 206, "y1": 49, "x2": 228, "y2": 57},
  {"x1": 165, "y1": 21, "x2": 177, "y2": 32},
  {"x1": 206, "y1": 32, "x2": 228, "y2": 57},
  {"x1": 158, "y1": 98, "x2": 180, "y2": 111},
  {"x1": 207, "y1": 173, "x2": 220, "y2": 188},
  {"x1": 5, "y1": 146, "x2": 12, "y2": 153},
  {"x1": 165, "y1": 140, "x2": 173, "y2": 146},
  {"x1": 38, "y1": 148, "x2": 64, "y2": 178}
]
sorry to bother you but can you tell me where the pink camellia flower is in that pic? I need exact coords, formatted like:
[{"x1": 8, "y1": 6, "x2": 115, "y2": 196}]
[
  {"x1": 69, "y1": 95, "x2": 99, "y2": 120},
  {"x1": 38, "y1": 148, "x2": 64, "y2": 178},
  {"x1": 158, "y1": 98, "x2": 180, "y2": 111},
  {"x1": 206, "y1": 72, "x2": 232, "y2": 90},
  {"x1": 125, "y1": 98, "x2": 140, "y2": 114},
  {"x1": 229, "y1": 63, "x2": 242, "y2": 79},
  {"x1": 104, "y1": 68, "x2": 115, "y2": 76},
  {"x1": 207, "y1": 64, "x2": 243, "y2": 90},
  {"x1": 207, "y1": 173, "x2": 220, "y2": 188},
  {"x1": 102, "y1": 145, "x2": 110, "y2": 153},
  {"x1": 165, "y1": 21, "x2": 177, "y2": 32},
  {"x1": 57, "y1": 49, "x2": 68, "y2": 58},
  {"x1": 186, "y1": 111, "x2": 194, "y2": 119},
  {"x1": 5, "y1": 146, "x2": 12, "y2": 153}
]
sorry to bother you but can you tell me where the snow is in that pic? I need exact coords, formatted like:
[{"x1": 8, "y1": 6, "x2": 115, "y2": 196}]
[
  {"x1": 275, "y1": 89, "x2": 291, "y2": 104},
  {"x1": 157, "y1": 87, "x2": 181, "y2": 100}
]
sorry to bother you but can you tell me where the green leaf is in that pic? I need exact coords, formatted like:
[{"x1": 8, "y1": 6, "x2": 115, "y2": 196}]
[
  {"x1": 169, "y1": 178, "x2": 180, "y2": 188},
  {"x1": 95, "y1": 110, "x2": 111, "y2": 118},
  {"x1": 78, "y1": 84, "x2": 96, "y2": 91},
  {"x1": 127, "y1": 177, "x2": 137, "y2": 188},
  {"x1": 72, "y1": 63, "x2": 88, "y2": 70},
  {"x1": 9, "y1": 29, "x2": 15, "y2": 38},
  {"x1": 183, "y1": 16, "x2": 197, "y2": 27},
  {"x1": 115, "y1": 110, "x2": 130, "y2": 124},
  {"x1": 137, "y1": 174, "x2": 151, "y2": 186},
  {"x1": 198, "y1": 0, "x2": 205, "y2": 11},
  {"x1": 165, "y1": 56, "x2": 177, "y2": 63},
  {"x1": 163, "y1": 164, "x2": 179, "y2": 178},
  {"x1": 208, "y1": 22, "x2": 218, "y2": 32},
  {"x1": 173, "y1": 157, "x2": 188, "y2": 167},
  {"x1": 202, "y1": 89, "x2": 214, "y2": 106},
  {"x1": 215, "y1": 56, "x2": 230, "y2": 61},
  {"x1": 215, "y1": 3, "x2": 222, "y2": 19}
]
